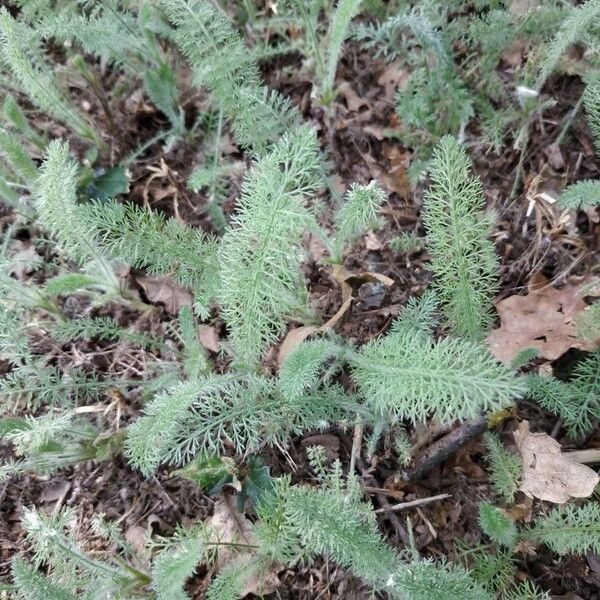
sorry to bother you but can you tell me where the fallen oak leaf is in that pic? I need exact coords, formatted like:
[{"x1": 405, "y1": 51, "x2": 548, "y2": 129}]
[
  {"x1": 332, "y1": 264, "x2": 394, "y2": 301},
  {"x1": 514, "y1": 420, "x2": 599, "y2": 504},
  {"x1": 198, "y1": 325, "x2": 220, "y2": 353},
  {"x1": 486, "y1": 278, "x2": 599, "y2": 363},
  {"x1": 207, "y1": 495, "x2": 280, "y2": 597},
  {"x1": 137, "y1": 275, "x2": 192, "y2": 315}
]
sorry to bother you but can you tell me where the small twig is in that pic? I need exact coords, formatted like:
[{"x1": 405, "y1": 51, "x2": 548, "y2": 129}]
[
  {"x1": 361, "y1": 485, "x2": 406, "y2": 500},
  {"x1": 360, "y1": 467, "x2": 410, "y2": 545},
  {"x1": 348, "y1": 416, "x2": 363, "y2": 475},
  {"x1": 564, "y1": 449, "x2": 600, "y2": 464},
  {"x1": 373, "y1": 493, "x2": 451, "y2": 514},
  {"x1": 402, "y1": 416, "x2": 487, "y2": 483},
  {"x1": 556, "y1": 93, "x2": 584, "y2": 146},
  {"x1": 550, "y1": 416, "x2": 563, "y2": 438}
]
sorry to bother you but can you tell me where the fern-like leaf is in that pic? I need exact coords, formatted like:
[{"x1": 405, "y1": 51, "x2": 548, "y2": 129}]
[
  {"x1": 152, "y1": 536, "x2": 208, "y2": 600},
  {"x1": 0, "y1": 127, "x2": 37, "y2": 182},
  {"x1": 324, "y1": 0, "x2": 362, "y2": 98},
  {"x1": 219, "y1": 126, "x2": 322, "y2": 363},
  {"x1": 0, "y1": 9, "x2": 97, "y2": 142},
  {"x1": 558, "y1": 180, "x2": 600, "y2": 210},
  {"x1": 162, "y1": 0, "x2": 298, "y2": 152},
  {"x1": 125, "y1": 374, "x2": 349, "y2": 474},
  {"x1": 527, "y1": 503, "x2": 600, "y2": 555},
  {"x1": 332, "y1": 181, "x2": 386, "y2": 261},
  {"x1": 484, "y1": 432, "x2": 521, "y2": 504},
  {"x1": 35, "y1": 140, "x2": 93, "y2": 264},
  {"x1": 352, "y1": 326, "x2": 525, "y2": 424},
  {"x1": 423, "y1": 136, "x2": 498, "y2": 339},
  {"x1": 11, "y1": 558, "x2": 78, "y2": 600},
  {"x1": 535, "y1": 0, "x2": 600, "y2": 90},
  {"x1": 478, "y1": 502, "x2": 517, "y2": 548}
]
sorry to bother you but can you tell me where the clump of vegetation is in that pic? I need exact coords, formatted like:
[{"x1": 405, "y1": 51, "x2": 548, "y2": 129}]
[{"x1": 1, "y1": 1, "x2": 599, "y2": 598}]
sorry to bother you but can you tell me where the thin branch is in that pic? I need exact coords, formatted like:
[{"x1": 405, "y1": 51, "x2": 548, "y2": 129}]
[
  {"x1": 374, "y1": 493, "x2": 451, "y2": 514},
  {"x1": 402, "y1": 415, "x2": 487, "y2": 482}
]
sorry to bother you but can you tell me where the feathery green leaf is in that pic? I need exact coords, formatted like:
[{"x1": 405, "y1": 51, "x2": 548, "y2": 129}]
[{"x1": 423, "y1": 136, "x2": 498, "y2": 339}]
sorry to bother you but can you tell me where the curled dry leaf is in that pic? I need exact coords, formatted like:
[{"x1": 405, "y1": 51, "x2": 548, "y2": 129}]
[
  {"x1": 277, "y1": 297, "x2": 352, "y2": 365},
  {"x1": 277, "y1": 266, "x2": 393, "y2": 365},
  {"x1": 208, "y1": 495, "x2": 280, "y2": 597},
  {"x1": 137, "y1": 275, "x2": 192, "y2": 314},
  {"x1": 377, "y1": 61, "x2": 409, "y2": 103},
  {"x1": 198, "y1": 325, "x2": 220, "y2": 353},
  {"x1": 514, "y1": 420, "x2": 599, "y2": 504},
  {"x1": 486, "y1": 278, "x2": 600, "y2": 363}
]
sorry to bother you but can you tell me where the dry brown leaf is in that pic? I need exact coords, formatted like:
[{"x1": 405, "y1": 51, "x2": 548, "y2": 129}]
[
  {"x1": 486, "y1": 279, "x2": 599, "y2": 363},
  {"x1": 337, "y1": 82, "x2": 370, "y2": 112},
  {"x1": 544, "y1": 142, "x2": 565, "y2": 170},
  {"x1": 208, "y1": 496, "x2": 280, "y2": 597},
  {"x1": 362, "y1": 124, "x2": 387, "y2": 140},
  {"x1": 514, "y1": 420, "x2": 600, "y2": 504},
  {"x1": 377, "y1": 62, "x2": 410, "y2": 103},
  {"x1": 277, "y1": 325, "x2": 320, "y2": 364},
  {"x1": 278, "y1": 266, "x2": 393, "y2": 364},
  {"x1": 198, "y1": 325, "x2": 220, "y2": 353},
  {"x1": 41, "y1": 481, "x2": 71, "y2": 504},
  {"x1": 125, "y1": 524, "x2": 148, "y2": 555},
  {"x1": 365, "y1": 231, "x2": 383, "y2": 250},
  {"x1": 137, "y1": 275, "x2": 192, "y2": 314},
  {"x1": 277, "y1": 296, "x2": 353, "y2": 365},
  {"x1": 381, "y1": 144, "x2": 412, "y2": 199},
  {"x1": 505, "y1": 496, "x2": 534, "y2": 523},
  {"x1": 332, "y1": 263, "x2": 354, "y2": 301},
  {"x1": 333, "y1": 264, "x2": 394, "y2": 300}
]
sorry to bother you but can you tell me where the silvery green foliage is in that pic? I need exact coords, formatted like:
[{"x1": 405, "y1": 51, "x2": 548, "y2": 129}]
[
  {"x1": 277, "y1": 338, "x2": 342, "y2": 400},
  {"x1": 177, "y1": 306, "x2": 210, "y2": 378},
  {"x1": 206, "y1": 556, "x2": 260, "y2": 600},
  {"x1": 35, "y1": 142, "x2": 123, "y2": 296},
  {"x1": 466, "y1": 548, "x2": 516, "y2": 595},
  {"x1": 584, "y1": 72, "x2": 600, "y2": 155},
  {"x1": 351, "y1": 297, "x2": 525, "y2": 424},
  {"x1": 323, "y1": 0, "x2": 362, "y2": 97},
  {"x1": 82, "y1": 199, "x2": 219, "y2": 317},
  {"x1": 483, "y1": 432, "x2": 521, "y2": 504},
  {"x1": 19, "y1": 507, "x2": 139, "y2": 597},
  {"x1": 559, "y1": 180, "x2": 600, "y2": 210},
  {"x1": 0, "y1": 9, "x2": 97, "y2": 142},
  {"x1": 558, "y1": 73, "x2": 600, "y2": 210},
  {"x1": 125, "y1": 374, "x2": 349, "y2": 475},
  {"x1": 332, "y1": 181, "x2": 386, "y2": 261},
  {"x1": 503, "y1": 580, "x2": 550, "y2": 600},
  {"x1": 35, "y1": 141, "x2": 92, "y2": 264},
  {"x1": 52, "y1": 316, "x2": 159, "y2": 349},
  {"x1": 423, "y1": 136, "x2": 498, "y2": 339},
  {"x1": 0, "y1": 127, "x2": 37, "y2": 182},
  {"x1": 535, "y1": 0, "x2": 600, "y2": 90},
  {"x1": 478, "y1": 503, "x2": 517, "y2": 549},
  {"x1": 527, "y1": 503, "x2": 600, "y2": 555},
  {"x1": 527, "y1": 351, "x2": 600, "y2": 438},
  {"x1": 162, "y1": 0, "x2": 299, "y2": 152},
  {"x1": 152, "y1": 528, "x2": 211, "y2": 600},
  {"x1": 264, "y1": 463, "x2": 491, "y2": 600},
  {"x1": 218, "y1": 126, "x2": 322, "y2": 363},
  {"x1": 11, "y1": 558, "x2": 78, "y2": 600}
]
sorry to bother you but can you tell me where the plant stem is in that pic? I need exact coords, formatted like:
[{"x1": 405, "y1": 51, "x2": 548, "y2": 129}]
[{"x1": 556, "y1": 93, "x2": 584, "y2": 146}]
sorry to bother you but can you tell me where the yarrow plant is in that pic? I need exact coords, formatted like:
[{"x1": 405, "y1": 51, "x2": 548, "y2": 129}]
[{"x1": 1, "y1": 1, "x2": 599, "y2": 599}]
